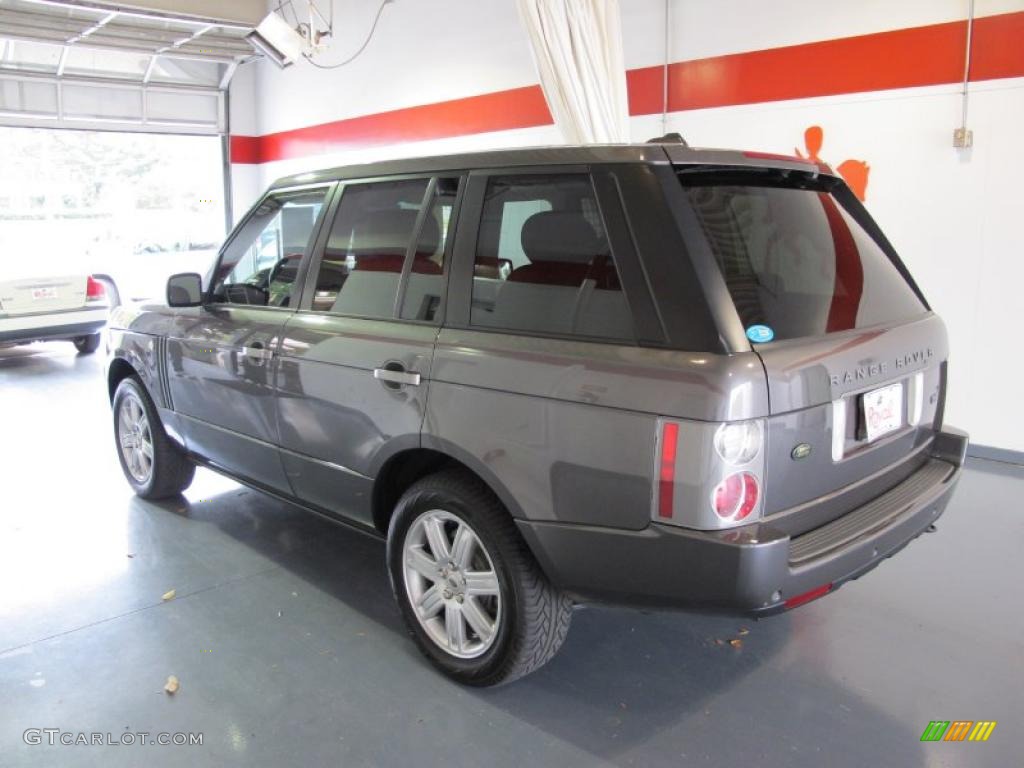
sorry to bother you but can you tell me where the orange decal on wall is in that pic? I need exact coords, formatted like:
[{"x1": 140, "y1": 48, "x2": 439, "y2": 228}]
[{"x1": 795, "y1": 126, "x2": 870, "y2": 201}]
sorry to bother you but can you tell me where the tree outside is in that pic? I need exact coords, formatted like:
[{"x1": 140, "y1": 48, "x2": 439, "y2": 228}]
[{"x1": 0, "y1": 127, "x2": 225, "y2": 300}]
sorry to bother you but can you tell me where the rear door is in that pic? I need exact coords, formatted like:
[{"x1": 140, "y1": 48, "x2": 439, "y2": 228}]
[
  {"x1": 426, "y1": 168, "x2": 672, "y2": 532},
  {"x1": 275, "y1": 176, "x2": 460, "y2": 527},
  {"x1": 166, "y1": 185, "x2": 332, "y2": 492},
  {"x1": 673, "y1": 168, "x2": 945, "y2": 520}
]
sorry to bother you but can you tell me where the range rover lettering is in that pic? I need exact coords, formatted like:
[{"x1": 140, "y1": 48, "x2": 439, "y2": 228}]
[{"x1": 105, "y1": 144, "x2": 967, "y2": 686}]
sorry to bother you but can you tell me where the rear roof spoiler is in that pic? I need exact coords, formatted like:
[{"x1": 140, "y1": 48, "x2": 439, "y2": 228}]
[{"x1": 663, "y1": 144, "x2": 835, "y2": 176}]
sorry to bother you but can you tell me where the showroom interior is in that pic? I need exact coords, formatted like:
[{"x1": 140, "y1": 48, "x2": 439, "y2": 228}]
[{"x1": 1, "y1": 0, "x2": 1021, "y2": 765}]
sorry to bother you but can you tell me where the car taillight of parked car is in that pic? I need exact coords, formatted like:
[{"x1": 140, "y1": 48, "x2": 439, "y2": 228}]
[{"x1": 86, "y1": 276, "x2": 106, "y2": 302}]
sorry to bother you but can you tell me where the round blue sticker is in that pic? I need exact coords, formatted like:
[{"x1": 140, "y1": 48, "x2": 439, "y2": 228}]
[{"x1": 746, "y1": 325, "x2": 775, "y2": 344}]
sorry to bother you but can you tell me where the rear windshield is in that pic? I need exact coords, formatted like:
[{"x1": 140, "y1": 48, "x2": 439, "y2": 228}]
[{"x1": 679, "y1": 171, "x2": 927, "y2": 342}]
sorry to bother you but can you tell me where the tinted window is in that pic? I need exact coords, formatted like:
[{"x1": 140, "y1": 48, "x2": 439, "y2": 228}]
[
  {"x1": 399, "y1": 177, "x2": 458, "y2": 322},
  {"x1": 211, "y1": 188, "x2": 328, "y2": 307},
  {"x1": 470, "y1": 175, "x2": 634, "y2": 342},
  {"x1": 310, "y1": 179, "x2": 430, "y2": 318},
  {"x1": 680, "y1": 174, "x2": 926, "y2": 341}
]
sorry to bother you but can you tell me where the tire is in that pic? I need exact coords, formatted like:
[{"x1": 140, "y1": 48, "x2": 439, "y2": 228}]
[
  {"x1": 387, "y1": 470, "x2": 572, "y2": 686},
  {"x1": 112, "y1": 376, "x2": 194, "y2": 499},
  {"x1": 73, "y1": 333, "x2": 101, "y2": 354}
]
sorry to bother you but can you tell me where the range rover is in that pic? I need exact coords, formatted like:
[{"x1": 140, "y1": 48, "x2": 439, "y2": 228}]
[{"x1": 105, "y1": 144, "x2": 967, "y2": 685}]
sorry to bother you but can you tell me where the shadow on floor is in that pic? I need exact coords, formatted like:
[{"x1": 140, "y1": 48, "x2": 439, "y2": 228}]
[
  {"x1": 0, "y1": 342, "x2": 99, "y2": 376},
  {"x1": 154, "y1": 483, "x2": 927, "y2": 765}
]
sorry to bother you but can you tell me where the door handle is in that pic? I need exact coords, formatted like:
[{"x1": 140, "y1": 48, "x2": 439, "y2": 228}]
[{"x1": 373, "y1": 366, "x2": 421, "y2": 387}]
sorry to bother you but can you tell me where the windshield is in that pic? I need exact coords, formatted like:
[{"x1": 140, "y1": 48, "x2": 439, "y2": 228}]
[{"x1": 679, "y1": 171, "x2": 927, "y2": 342}]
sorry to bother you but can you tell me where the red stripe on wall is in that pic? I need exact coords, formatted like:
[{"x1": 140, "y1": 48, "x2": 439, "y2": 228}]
[
  {"x1": 629, "y1": 18, "x2": 966, "y2": 113},
  {"x1": 230, "y1": 135, "x2": 263, "y2": 164},
  {"x1": 232, "y1": 11, "x2": 1024, "y2": 164},
  {"x1": 970, "y1": 11, "x2": 1024, "y2": 81},
  {"x1": 231, "y1": 85, "x2": 550, "y2": 164}
]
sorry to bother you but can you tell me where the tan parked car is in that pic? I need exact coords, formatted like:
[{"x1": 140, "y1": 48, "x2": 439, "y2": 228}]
[{"x1": 0, "y1": 273, "x2": 110, "y2": 353}]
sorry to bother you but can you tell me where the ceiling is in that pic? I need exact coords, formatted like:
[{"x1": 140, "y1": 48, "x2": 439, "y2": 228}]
[
  {"x1": 0, "y1": 0, "x2": 266, "y2": 133},
  {"x1": 0, "y1": 0, "x2": 259, "y2": 89}
]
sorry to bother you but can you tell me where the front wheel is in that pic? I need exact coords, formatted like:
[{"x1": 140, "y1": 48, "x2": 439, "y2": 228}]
[
  {"x1": 387, "y1": 470, "x2": 572, "y2": 686},
  {"x1": 73, "y1": 333, "x2": 101, "y2": 354},
  {"x1": 112, "y1": 376, "x2": 194, "y2": 499}
]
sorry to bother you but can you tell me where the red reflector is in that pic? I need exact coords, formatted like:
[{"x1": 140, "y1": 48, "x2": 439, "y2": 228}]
[
  {"x1": 784, "y1": 583, "x2": 833, "y2": 610},
  {"x1": 86, "y1": 276, "x2": 106, "y2": 299},
  {"x1": 658, "y1": 422, "x2": 679, "y2": 519}
]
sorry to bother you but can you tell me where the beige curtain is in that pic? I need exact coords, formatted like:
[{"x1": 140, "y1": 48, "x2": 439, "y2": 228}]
[{"x1": 516, "y1": 0, "x2": 630, "y2": 144}]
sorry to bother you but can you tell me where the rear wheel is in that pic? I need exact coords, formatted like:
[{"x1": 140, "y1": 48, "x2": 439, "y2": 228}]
[
  {"x1": 113, "y1": 376, "x2": 194, "y2": 499},
  {"x1": 387, "y1": 470, "x2": 572, "y2": 686},
  {"x1": 73, "y1": 333, "x2": 101, "y2": 354}
]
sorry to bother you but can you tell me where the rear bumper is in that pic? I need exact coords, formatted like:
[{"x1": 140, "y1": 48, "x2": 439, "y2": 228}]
[
  {"x1": 0, "y1": 307, "x2": 108, "y2": 344},
  {"x1": 518, "y1": 427, "x2": 968, "y2": 615}
]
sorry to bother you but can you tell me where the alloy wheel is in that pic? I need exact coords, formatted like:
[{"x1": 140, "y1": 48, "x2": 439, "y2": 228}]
[
  {"x1": 118, "y1": 392, "x2": 153, "y2": 484},
  {"x1": 402, "y1": 510, "x2": 502, "y2": 659}
]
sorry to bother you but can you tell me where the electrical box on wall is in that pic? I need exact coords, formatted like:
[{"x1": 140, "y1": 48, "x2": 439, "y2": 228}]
[{"x1": 953, "y1": 127, "x2": 974, "y2": 148}]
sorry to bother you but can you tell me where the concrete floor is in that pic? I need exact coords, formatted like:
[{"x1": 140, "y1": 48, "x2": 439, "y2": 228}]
[{"x1": 1, "y1": 341, "x2": 1021, "y2": 768}]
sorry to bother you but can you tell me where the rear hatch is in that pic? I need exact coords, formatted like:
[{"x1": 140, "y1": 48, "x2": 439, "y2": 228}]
[
  {"x1": 675, "y1": 164, "x2": 945, "y2": 535},
  {"x1": 0, "y1": 275, "x2": 89, "y2": 316}
]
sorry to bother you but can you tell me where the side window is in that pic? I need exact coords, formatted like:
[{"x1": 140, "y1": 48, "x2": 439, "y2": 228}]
[
  {"x1": 470, "y1": 175, "x2": 634, "y2": 342},
  {"x1": 211, "y1": 188, "x2": 328, "y2": 307},
  {"x1": 310, "y1": 178, "x2": 430, "y2": 318},
  {"x1": 399, "y1": 177, "x2": 459, "y2": 322}
]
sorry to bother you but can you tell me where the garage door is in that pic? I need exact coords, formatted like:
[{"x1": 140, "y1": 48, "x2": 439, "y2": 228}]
[{"x1": 0, "y1": 0, "x2": 256, "y2": 135}]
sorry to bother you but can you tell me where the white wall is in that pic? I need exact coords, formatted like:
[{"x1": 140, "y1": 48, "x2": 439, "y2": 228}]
[
  {"x1": 229, "y1": 0, "x2": 1024, "y2": 452},
  {"x1": 227, "y1": 61, "x2": 263, "y2": 219},
  {"x1": 660, "y1": 79, "x2": 1024, "y2": 453}
]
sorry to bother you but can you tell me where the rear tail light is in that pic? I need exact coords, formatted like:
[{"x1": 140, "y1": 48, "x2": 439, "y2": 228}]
[
  {"x1": 712, "y1": 471, "x2": 759, "y2": 522},
  {"x1": 653, "y1": 418, "x2": 766, "y2": 530},
  {"x1": 713, "y1": 421, "x2": 762, "y2": 465},
  {"x1": 658, "y1": 422, "x2": 679, "y2": 519},
  {"x1": 86, "y1": 276, "x2": 106, "y2": 302}
]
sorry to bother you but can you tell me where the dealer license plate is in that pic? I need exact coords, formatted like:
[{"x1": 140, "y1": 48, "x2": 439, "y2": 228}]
[{"x1": 861, "y1": 383, "x2": 903, "y2": 442}]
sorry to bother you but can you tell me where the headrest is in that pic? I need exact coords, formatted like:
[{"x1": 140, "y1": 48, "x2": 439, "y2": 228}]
[
  {"x1": 351, "y1": 209, "x2": 419, "y2": 256},
  {"x1": 520, "y1": 211, "x2": 601, "y2": 264},
  {"x1": 347, "y1": 208, "x2": 440, "y2": 259}
]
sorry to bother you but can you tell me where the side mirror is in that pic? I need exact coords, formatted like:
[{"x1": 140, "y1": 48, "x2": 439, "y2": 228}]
[{"x1": 167, "y1": 273, "x2": 204, "y2": 307}]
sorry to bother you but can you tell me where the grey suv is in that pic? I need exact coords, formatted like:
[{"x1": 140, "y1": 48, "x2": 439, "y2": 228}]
[{"x1": 105, "y1": 144, "x2": 967, "y2": 685}]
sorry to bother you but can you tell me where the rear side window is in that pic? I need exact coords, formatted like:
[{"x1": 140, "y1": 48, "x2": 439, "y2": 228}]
[
  {"x1": 470, "y1": 174, "x2": 634, "y2": 342},
  {"x1": 310, "y1": 178, "x2": 430, "y2": 318},
  {"x1": 680, "y1": 174, "x2": 926, "y2": 341}
]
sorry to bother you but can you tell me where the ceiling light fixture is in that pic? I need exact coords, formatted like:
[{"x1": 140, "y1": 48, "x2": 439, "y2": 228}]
[{"x1": 247, "y1": 1, "x2": 393, "y2": 70}]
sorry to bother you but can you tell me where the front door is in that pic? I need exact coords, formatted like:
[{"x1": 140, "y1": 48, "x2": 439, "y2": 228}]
[
  {"x1": 276, "y1": 176, "x2": 458, "y2": 526},
  {"x1": 166, "y1": 185, "x2": 332, "y2": 491}
]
